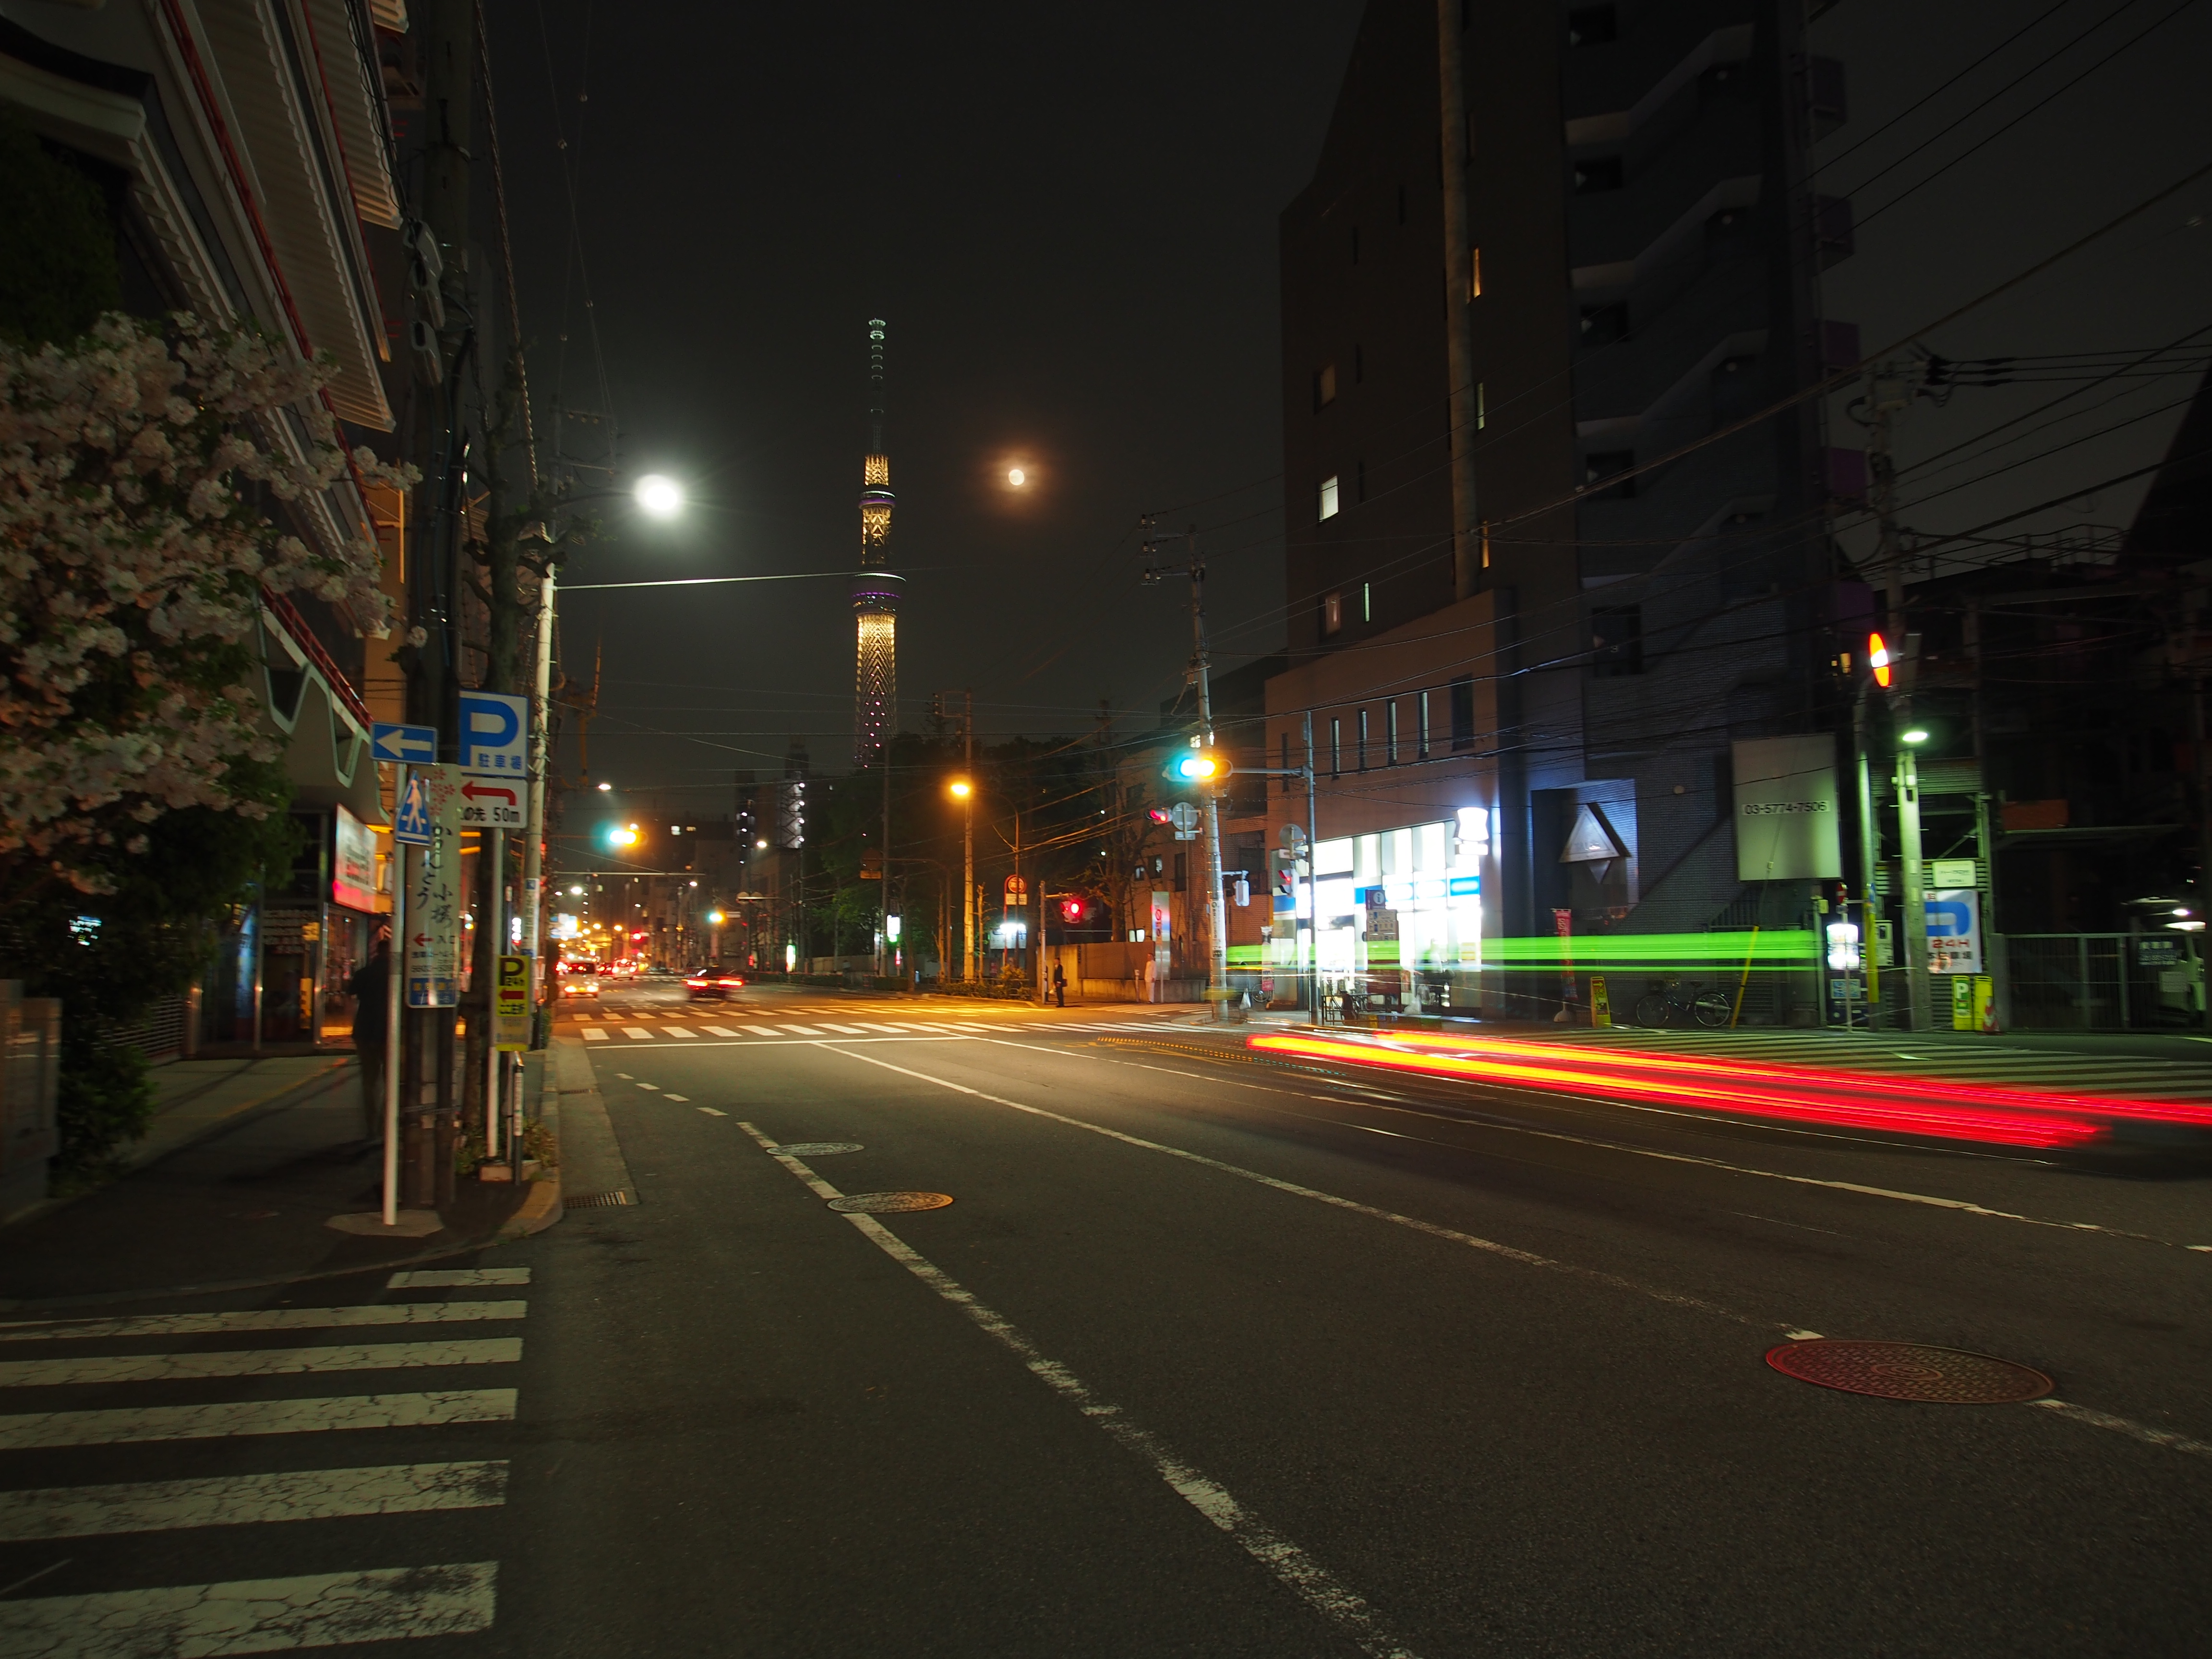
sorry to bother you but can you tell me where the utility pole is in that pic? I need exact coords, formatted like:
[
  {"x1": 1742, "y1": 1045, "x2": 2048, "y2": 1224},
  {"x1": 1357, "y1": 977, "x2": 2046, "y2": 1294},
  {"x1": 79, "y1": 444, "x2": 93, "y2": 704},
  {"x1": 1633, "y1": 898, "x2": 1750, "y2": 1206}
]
[
  {"x1": 1435, "y1": 0, "x2": 1480, "y2": 600},
  {"x1": 1145, "y1": 527, "x2": 1231, "y2": 1020}
]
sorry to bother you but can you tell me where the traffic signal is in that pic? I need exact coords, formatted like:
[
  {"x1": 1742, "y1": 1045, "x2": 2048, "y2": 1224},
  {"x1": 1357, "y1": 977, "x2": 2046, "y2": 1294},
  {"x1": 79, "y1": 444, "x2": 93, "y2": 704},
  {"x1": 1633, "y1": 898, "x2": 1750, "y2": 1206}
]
[
  {"x1": 1164, "y1": 746, "x2": 1230, "y2": 785},
  {"x1": 1868, "y1": 632, "x2": 1892, "y2": 690},
  {"x1": 1059, "y1": 897, "x2": 1086, "y2": 924},
  {"x1": 1147, "y1": 807, "x2": 1173, "y2": 825}
]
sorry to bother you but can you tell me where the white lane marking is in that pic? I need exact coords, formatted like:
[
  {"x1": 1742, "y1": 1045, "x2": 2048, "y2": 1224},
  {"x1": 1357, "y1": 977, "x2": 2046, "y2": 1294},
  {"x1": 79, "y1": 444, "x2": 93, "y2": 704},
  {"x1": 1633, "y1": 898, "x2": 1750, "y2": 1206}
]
[
  {"x1": 2029, "y1": 1398, "x2": 2212, "y2": 1458},
  {"x1": 697, "y1": 1107, "x2": 727, "y2": 1117},
  {"x1": 662, "y1": 1094, "x2": 690, "y2": 1102},
  {"x1": 0, "y1": 1561, "x2": 499, "y2": 1654},
  {"x1": 739, "y1": 1125, "x2": 1422, "y2": 1659},
  {"x1": 1007, "y1": 1034, "x2": 2208, "y2": 1253},
  {"x1": 779, "y1": 1025, "x2": 828, "y2": 1036},
  {"x1": 0, "y1": 1302, "x2": 525, "y2": 1342},
  {"x1": 0, "y1": 1391, "x2": 517, "y2": 1451},
  {"x1": 855, "y1": 1023, "x2": 903, "y2": 1033},
  {"x1": 661, "y1": 1026, "x2": 698, "y2": 1038},
  {"x1": 0, "y1": 1338, "x2": 522, "y2": 1389},
  {"x1": 815, "y1": 1023, "x2": 867, "y2": 1034},
  {"x1": 0, "y1": 1461, "x2": 508, "y2": 1540},
  {"x1": 828, "y1": 1046, "x2": 1751, "y2": 1326},
  {"x1": 703, "y1": 1026, "x2": 740, "y2": 1037},
  {"x1": 581, "y1": 1028, "x2": 609, "y2": 1042},
  {"x1": 623, "y1": 1027, "x2": 655, "y2": 1040},
  {"x1": 387, "y1": 1268, "x2": 530, "y2": 1288},
  {"x1": 635, "y1": 1083, "x2": 660, "y2": 1092}
]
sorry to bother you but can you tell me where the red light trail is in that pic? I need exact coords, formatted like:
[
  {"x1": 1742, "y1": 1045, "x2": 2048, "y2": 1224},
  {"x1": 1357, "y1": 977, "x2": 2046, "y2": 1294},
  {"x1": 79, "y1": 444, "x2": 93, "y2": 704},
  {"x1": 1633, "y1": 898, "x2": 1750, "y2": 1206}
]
[{"x1": 1244, "y1": 1031, "x2": 2212, "y2": 1151}]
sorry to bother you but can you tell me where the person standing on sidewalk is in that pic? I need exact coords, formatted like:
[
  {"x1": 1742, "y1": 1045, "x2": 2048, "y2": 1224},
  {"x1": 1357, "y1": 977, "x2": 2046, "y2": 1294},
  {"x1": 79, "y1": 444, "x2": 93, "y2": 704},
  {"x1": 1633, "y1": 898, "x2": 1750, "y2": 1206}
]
[
  {"x1": 348, "y1": 931, "x2": 390, "y2": 1142},
  {"x1": 1053, "y1": 962, "x2": 1067, "y2": 1009}
]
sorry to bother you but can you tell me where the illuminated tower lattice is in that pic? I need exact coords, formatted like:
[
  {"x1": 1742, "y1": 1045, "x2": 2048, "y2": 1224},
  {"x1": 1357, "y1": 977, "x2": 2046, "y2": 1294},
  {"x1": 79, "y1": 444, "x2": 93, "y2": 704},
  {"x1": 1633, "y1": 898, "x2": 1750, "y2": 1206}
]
[{"x1": 853, "y1": 317, "x2": 901, "y2": 769}]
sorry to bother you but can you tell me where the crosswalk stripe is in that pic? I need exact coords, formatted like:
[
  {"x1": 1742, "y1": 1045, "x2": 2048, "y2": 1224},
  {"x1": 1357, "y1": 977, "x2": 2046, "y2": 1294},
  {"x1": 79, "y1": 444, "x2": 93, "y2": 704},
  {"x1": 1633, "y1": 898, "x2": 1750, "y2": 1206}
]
[
  {"x1": 702, "y1": 1025, "x2": 740, "y2": 1037},
  {"x1": 661, "y1": 1026, "x2": 698, "y2": 1038},
  {"x1": 388, "y1": 1268, "x2": 530, "y2": 1288},
  {"x1": 854, "y1": 1023, "x2": 902, "y2": 1033},
  {"x1": 622, "y1": 1027, "x2": 654, "y2": 1040},
  {"x1": 0, "y1": 1561, "x2": 500, "y2": 1654},
  {"x1": 816, "y1": 1024, "x2": 866, "y2": 1034},
  {"x1": 780, "y1": 1026, "x2": 826, "y2": 1036},
  {"x1": 582, "y1": 1028, "x2": 608, "y2": 1041},
  {"x1": 0, "y1": 1337, "x2": 522, "y2": 1390},
  {"x1": 0, "y1": 1301, "x2": 525, "y2": 1343},
  {"x1": 0, "y1": 1390, "x2": 517, "y2": 1451},
  {"x1": 0, "y1": 1460, "x2": 509, "y2": 1541}
]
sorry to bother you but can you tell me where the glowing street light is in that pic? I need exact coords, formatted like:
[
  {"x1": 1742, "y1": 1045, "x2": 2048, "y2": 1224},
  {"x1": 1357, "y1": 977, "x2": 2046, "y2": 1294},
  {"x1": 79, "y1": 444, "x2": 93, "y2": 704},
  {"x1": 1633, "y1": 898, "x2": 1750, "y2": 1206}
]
[
  {"x1": 635, "y1": 474, "x2": 684, "y2": 518},
  {"x1": 1007, "y1": 467, "x2": 1026, "y2": 487},
  {"x1": 948, "y1": 777, "x2": 973, "y2": 799},
  {"x1": 1900, "y1": 727, "x2": 1930, "y2": 745},
  {"x1": 597, "y1": 781, "x2": 613, "y2": 792}
]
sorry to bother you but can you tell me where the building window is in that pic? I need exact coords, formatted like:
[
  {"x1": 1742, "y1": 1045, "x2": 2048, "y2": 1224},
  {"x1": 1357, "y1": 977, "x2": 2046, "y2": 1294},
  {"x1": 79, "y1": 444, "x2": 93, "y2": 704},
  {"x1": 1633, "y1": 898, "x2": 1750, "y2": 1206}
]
[
  {"x1": 1419, "y1": 690, "x2": 1432, "y2": 758},
  {"x1": 1319, "y1": 474, "x2": 1340, "y2": 520},
  {"x1": 1574, "y1": 156, "x2": 1624, "y2": 193},
  {"x1": 1357, "y1": 460, "x2": 1367, "y2": 502},
  {"x1": 1591, "y1": 605, "x2": 1644, "y2": 675},
  {"x1": 1476, "y1": 382, "x2": 1486, "y2": 431},
  {"x1": 1580, "y1": 302, "x2": 1627, "y2": 347},
  {"x1": 1386, "y1": 701, "x2": 1399, "y2": 765},
  {"x1": 1585, "y1": 450, "x2": 1636, "y2": 497},
  {"x1": 1330, "y1": 717, "x2": 1342, "y2": 778},
  {"x1": 1321, "y1": 590, "x2": 1343, "y2": 635},
  {"x1": 1468, "y1": 246, "x2": 1482, "y2": 299},
  {"x1": 1361, "y1": 580, "x2": 1371, "y2": 622},
  {"x1": 1450, "y1": 675, "x2": 1476, "y2": 751},
  {"x1": 1567, "y1": 5, "x2": 1617, "y2": 46},
  {"x1": 1357, "y1": 708, "x2": 1370, "y2": 771},
  {"x1": 1314, "y1": 363, "x2": 1336, "y2": 409}
]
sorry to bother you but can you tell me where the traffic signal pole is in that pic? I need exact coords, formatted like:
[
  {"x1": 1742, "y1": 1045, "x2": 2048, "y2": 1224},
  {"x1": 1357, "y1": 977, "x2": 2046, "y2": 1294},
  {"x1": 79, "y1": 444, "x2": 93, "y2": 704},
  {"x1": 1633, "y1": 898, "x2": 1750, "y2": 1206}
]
[{"x1": 1183, "y1": 534, "x2": 1230, "y2": 1021}]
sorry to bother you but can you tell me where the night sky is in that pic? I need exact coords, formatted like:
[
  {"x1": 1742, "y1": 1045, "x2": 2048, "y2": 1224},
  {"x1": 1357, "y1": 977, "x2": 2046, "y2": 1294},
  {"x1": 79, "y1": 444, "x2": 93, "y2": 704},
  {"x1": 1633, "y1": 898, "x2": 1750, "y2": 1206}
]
[{"x1": 486, "y1": 0, "x2": 2212, "y2": 803}]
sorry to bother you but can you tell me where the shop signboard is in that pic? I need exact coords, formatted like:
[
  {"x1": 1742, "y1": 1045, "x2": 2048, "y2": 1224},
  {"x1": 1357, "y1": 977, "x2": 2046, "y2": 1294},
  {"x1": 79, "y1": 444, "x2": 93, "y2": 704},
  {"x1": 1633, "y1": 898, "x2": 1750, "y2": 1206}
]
[
  {"x1": 1731, "y1": 735, "x2": 1842, "y2": 881},
  {"x1": 1925, "y1": 889, "x2": 1982, "y2": 974},
  {"x1": 331, "y1": 805, "x2": 382, "y2": 913}
]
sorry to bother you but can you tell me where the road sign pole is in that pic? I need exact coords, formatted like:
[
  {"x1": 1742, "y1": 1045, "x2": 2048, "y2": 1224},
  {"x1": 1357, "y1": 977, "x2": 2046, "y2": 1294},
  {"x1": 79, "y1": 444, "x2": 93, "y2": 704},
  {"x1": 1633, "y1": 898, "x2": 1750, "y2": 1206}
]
[
  {"x1": 382, "y1": 763, "x2": 406, "y2": 1227},
  {"x1": 484, "y1": 827, "x2": 503, "y2": 1159}
]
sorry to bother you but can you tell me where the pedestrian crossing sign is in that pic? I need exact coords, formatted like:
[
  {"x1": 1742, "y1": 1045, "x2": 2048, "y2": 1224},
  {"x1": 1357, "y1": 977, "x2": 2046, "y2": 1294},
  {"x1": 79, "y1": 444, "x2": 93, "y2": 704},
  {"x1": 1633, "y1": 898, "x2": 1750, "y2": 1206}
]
[{"x1": 394, "y1": 774, "x2": 433, "y2": 845}]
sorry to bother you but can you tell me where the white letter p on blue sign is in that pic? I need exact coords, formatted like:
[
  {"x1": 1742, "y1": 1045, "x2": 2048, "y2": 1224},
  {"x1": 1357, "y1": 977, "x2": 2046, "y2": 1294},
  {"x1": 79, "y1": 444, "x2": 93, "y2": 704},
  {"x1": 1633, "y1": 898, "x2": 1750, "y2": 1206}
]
[{"x1": 459, "y1": 690, "x2": 529, "y2": 774}]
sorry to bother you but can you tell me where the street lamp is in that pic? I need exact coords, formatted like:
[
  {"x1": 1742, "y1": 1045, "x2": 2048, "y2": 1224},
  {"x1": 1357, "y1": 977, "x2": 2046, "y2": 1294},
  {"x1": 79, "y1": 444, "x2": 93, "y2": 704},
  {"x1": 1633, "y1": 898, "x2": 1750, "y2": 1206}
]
[
  {"x1": 948, "y1": 776, "x2": 975, "y2": 983},
  {"x1": 1900, "y1": 726, "x2": 1931, "y2": 745},
  {"x1": 635, "y1": 474, "x2": 684, "y2": 518}
]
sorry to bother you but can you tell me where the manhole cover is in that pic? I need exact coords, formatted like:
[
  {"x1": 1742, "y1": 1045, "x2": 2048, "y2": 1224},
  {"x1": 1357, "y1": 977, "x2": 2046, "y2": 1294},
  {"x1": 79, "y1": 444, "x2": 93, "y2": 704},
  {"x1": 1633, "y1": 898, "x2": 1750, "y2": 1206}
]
[
  {"x1": 1766, "y1": 1339, "x2": 2052, "y2": 1403},
  {"x1": 778, "y1": 1142, "x2": 863, "y2": 1156},
  {"x1": 828, "y1": 1191, "x2": 952, "y2": 1214}
]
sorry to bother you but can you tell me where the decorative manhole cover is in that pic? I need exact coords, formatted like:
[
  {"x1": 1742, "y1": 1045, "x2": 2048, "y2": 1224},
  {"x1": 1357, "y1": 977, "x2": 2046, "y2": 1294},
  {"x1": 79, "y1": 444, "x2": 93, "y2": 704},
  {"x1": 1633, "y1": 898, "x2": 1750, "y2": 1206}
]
[
  {"x1": 828, "y1": 1191, "x2": 952, "y2": 1214},
  {"x1": 778, "y1": 1142, "x2": 863, "y2": 1156},
  {"x1": 1766, "y1": 1339, "x2": 2052, "y2": 1403}
]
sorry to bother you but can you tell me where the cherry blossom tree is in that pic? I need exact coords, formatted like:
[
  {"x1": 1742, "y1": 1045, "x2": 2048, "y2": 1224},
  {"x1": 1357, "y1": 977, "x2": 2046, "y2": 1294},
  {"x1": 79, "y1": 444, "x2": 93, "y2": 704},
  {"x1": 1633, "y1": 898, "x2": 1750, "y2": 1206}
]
[{"x1": 0, "y1": 312, "x2": 413, "y2": 898}]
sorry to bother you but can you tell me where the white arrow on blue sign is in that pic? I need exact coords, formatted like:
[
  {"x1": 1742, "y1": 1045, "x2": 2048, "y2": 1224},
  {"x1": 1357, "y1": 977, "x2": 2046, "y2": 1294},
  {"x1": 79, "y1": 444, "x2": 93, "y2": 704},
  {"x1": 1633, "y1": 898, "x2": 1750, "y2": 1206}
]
[
  {"x1": 393, "y1": 774, "x2": 433, "y2": 845},
  {"x1": 370, "y1": 722, "x2": 437, "y2": 765},
  {"x1": 458, "y1": 690, "x2": 530, "y2": 776}
]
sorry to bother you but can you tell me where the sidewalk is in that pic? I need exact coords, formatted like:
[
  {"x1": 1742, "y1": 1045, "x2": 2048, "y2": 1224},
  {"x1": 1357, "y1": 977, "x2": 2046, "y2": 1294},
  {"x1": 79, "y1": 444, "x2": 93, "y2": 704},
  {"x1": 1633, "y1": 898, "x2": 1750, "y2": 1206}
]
[{"x1": 0, "y1": 1051, "x2": 561, "y2": 1308}]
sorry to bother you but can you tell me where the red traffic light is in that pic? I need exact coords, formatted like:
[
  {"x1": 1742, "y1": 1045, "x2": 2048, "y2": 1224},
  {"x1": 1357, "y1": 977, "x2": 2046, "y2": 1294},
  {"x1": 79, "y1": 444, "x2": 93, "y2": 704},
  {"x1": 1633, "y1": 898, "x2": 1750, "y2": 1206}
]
[
  {"x1": 1060, "y1": 897, "x2": 1085, "y2": 923},
  {"x1": 1147, "y1": 807, "x2": 1172, "y2": 825}
]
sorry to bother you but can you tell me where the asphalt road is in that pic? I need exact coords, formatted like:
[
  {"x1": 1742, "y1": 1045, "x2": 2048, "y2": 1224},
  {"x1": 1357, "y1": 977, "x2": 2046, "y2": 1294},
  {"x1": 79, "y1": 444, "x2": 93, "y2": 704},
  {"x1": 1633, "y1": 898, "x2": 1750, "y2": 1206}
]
[
  {"x1": 496, "y1": 983, "x2": 2212, "y2": 1656},
  {"x1": 5, "y1": 983, "x2": 2205, "y2": 1657}
]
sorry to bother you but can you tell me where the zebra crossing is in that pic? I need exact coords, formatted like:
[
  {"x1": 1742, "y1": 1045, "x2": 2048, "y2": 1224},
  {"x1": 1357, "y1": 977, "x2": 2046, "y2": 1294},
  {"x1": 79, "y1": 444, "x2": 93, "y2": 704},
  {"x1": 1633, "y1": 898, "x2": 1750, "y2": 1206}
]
[
  {"x1": 1539, "y1": 1025, "x2": 2212, "y2": 1103},
  {"x1": 0, "y1": 1265, "x2": 529, "y2": 1652},
  {"x1": 568, "y1": 1004, "x2": 1190, "y2": 1044}
]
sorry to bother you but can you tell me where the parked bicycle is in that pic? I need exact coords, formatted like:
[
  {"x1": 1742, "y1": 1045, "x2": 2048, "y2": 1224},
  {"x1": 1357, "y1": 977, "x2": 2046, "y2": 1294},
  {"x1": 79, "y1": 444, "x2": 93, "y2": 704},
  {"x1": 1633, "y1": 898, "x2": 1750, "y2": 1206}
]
[{"x1": 1634, "y1": 978, "x2": 1733, "y2": 1028}]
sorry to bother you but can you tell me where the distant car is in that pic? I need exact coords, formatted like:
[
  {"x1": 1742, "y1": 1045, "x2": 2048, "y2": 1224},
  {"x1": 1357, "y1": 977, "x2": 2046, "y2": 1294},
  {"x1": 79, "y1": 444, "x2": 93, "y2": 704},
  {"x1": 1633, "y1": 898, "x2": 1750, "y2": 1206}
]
[
  {"x1": 559, "y1": 962, "x2": 601, "y2": 998},
  {"x1": 686, "y1": 970, "x2": 745, "y2": 999}
]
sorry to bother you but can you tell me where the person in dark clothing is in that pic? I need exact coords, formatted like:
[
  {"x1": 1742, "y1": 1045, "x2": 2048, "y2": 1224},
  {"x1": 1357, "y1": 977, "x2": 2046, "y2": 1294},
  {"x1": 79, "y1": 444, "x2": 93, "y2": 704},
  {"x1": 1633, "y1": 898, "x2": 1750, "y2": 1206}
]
[
  {"x1": 349, "y1": 933, "x2": 391, "y2": 1141},
  {"x1": 1052, "y1": 962, "x2": 1067, "y2": 1009}
]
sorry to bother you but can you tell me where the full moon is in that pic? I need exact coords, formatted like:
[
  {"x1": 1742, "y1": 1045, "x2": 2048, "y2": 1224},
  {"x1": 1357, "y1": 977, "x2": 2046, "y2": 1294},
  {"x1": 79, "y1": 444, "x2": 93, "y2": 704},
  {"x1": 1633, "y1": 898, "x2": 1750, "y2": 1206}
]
[{"x1": 1008, "y1": 467, "x2": 1026, "y2": 486}]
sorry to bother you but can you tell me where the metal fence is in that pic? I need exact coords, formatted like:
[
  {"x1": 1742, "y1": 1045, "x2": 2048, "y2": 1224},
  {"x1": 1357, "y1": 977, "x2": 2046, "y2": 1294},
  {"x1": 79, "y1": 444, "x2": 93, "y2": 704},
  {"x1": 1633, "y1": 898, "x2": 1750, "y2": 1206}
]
[{"x1": 2000, "y1": 933, "x2": 2202, "y2": 1031}]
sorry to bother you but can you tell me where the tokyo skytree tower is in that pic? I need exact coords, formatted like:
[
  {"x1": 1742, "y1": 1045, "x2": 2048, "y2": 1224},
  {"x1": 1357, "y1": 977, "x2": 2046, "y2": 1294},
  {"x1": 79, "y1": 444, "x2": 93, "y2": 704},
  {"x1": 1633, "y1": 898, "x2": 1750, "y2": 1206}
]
[{"x1": 852, "y1": 318, "x2": 902, "y2": 768}]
